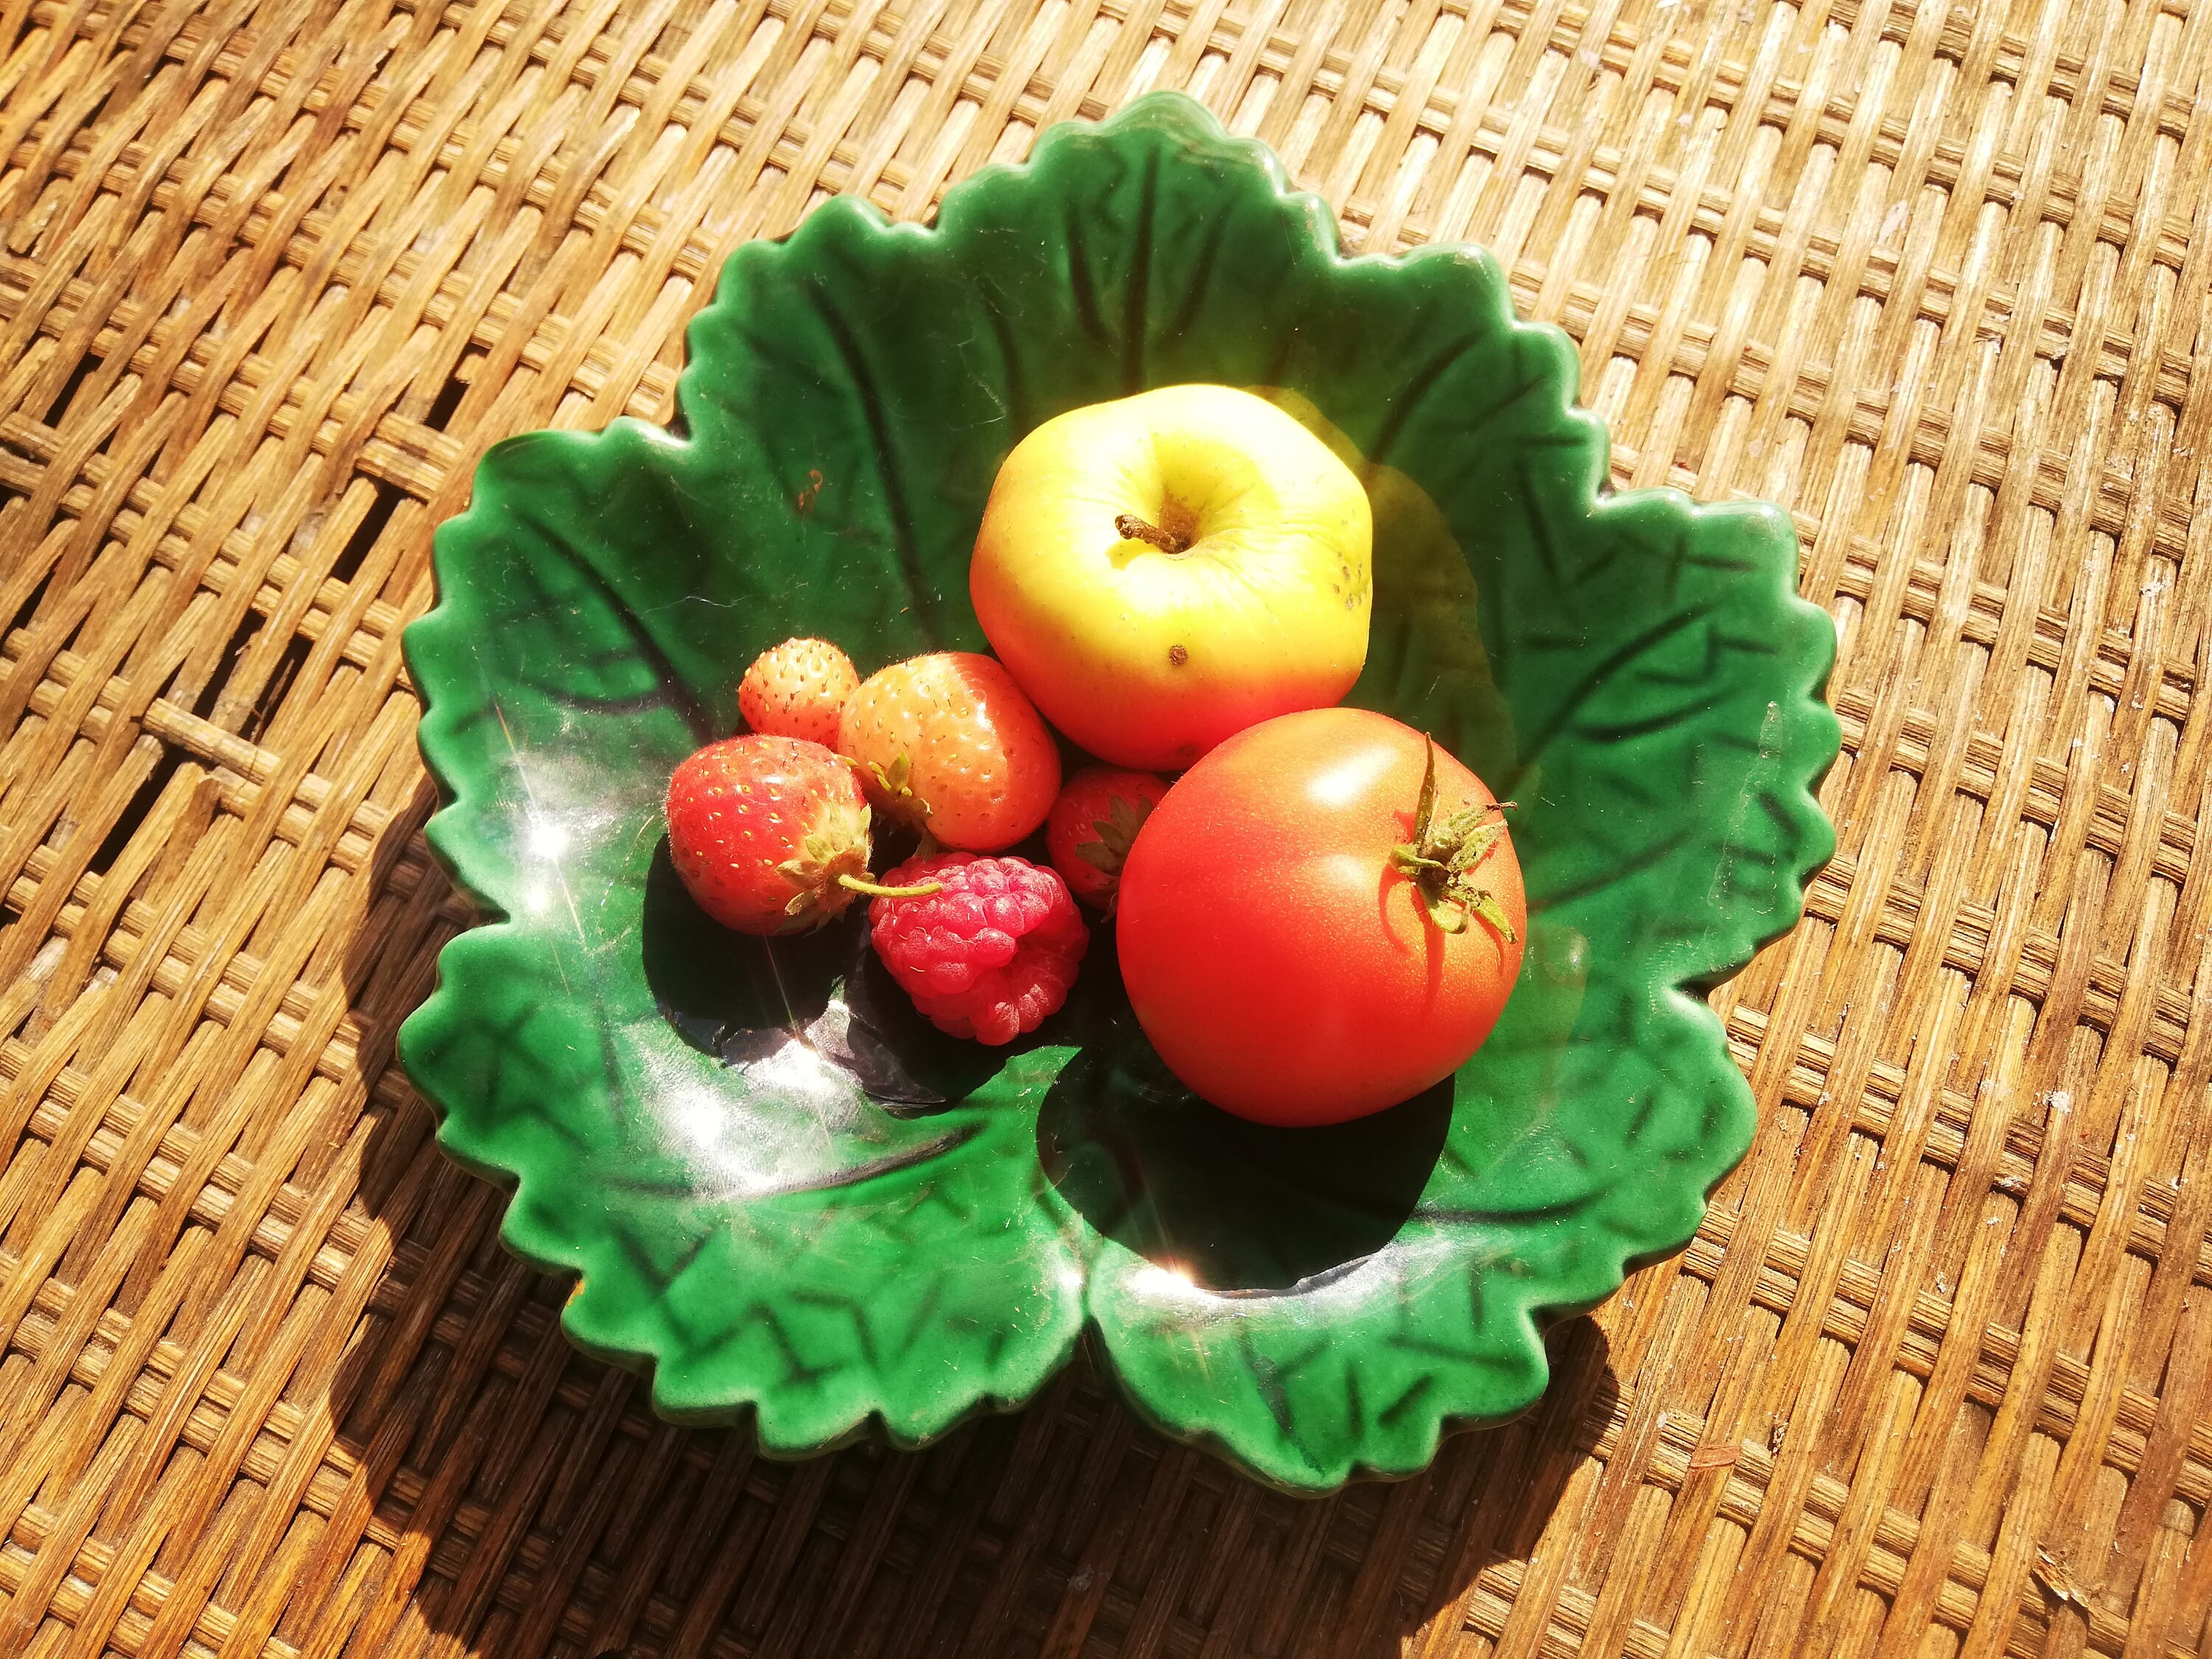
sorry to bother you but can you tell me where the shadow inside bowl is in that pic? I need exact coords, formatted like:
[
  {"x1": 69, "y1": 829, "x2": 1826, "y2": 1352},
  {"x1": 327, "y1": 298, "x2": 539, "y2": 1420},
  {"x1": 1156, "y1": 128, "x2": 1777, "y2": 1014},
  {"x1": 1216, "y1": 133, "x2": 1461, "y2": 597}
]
[
  {"x1": 642, "y1": 837, "x2": 1004, "y2": 1110},
  {"x1": 642, "y1": 837, "x2": 1450, "y2": 1293},
  {"x1": 1036, "y1": 1015, "x2": 1453, "y2": 1295}
]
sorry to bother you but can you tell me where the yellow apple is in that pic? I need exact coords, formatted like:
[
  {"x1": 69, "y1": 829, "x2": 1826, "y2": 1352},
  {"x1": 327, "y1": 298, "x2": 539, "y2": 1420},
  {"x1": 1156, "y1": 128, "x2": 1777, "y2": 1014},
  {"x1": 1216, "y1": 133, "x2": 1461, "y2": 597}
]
[{"x1": 970, "y1": 383, "x2": 1371, "y2": 771}]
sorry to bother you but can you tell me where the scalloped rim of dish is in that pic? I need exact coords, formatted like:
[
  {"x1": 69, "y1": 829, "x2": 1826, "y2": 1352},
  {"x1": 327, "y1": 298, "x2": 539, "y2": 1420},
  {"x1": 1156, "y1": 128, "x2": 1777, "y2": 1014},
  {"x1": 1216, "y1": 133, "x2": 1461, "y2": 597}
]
[{"x1": 401, "y1": 90, "x2": 1841, "y2": 1492}]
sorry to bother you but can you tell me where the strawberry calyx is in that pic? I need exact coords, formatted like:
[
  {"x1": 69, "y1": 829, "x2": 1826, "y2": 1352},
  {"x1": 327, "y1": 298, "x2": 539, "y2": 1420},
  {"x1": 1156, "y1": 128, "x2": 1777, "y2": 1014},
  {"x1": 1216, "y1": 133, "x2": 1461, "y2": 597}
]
[
  {"x1": 866, "y1": 751, "x2": 934, "y2": 831},
  {"x1": 1388, "y1": 736, "x2": 1517, "y2": 941},
  {"x1": 774, "y1": 807, "x2": 943, "y2": 925},
  {"x1": 1073, "y1": 791, "x2": 1154, "y2": 916},
  {"x1": 1073, "y1": 793, "x2": 1153, "y2": 875},
  {"x1": 776, "y1": 830, "x2": 872, "y2": 925}
]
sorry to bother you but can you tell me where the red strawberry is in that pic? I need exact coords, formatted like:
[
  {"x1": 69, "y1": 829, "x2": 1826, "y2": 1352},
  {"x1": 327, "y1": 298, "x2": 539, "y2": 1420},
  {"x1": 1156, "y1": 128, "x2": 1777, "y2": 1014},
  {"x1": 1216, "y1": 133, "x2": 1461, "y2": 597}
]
[
  {"x1": 664, "y1": 734, "x2": 934, "y2": 934},
  {"x1": 1045, "y1": 765, "x2": 1167, "y2": 913},
  {"x1": 837, "y1": 652, "x2": 1060, "y2": 852},
  {"x1": 739, "y1": 637, "x2": 859, "y2": 747},
  {"x1": 868, "y1": 852, "x2": 1088, "y2": 1043}
]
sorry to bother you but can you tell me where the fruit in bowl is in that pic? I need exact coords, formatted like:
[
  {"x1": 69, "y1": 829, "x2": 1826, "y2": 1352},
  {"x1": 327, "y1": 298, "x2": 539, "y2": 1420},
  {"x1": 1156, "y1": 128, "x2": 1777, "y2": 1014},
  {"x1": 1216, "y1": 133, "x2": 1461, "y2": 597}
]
[
  {"x1": 838, "y1": 651, "x2": 1061, "y2": 851},
  {"x1": 1116, "y1": 707, "x2": 1525, "y2": 1127},
  {"x1": 681, "y1": 490, "x2": 1523, "y2": 1127},
  {"x1": 737, "y1": 636, "x2": 858, "y2": 747},
  {"x1": 868, "y1": 852, "x2": 1090, "y2": 1043},
  {"x1": 1046, "y1": 765, "x2": 1168, "y2": 914},
  {"x1": 971, "y1": 383, "x2": 1373, "y2": 770},
  {"x1": 662, "y1": 733, "x2": 943, "y2": 934}
]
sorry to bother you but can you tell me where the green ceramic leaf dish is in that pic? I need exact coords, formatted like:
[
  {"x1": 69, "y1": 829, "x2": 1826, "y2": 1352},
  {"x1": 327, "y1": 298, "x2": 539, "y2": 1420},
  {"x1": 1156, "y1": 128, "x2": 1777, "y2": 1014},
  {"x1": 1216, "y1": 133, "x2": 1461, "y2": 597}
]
[{"x1": 399, "y1": 92, "x2": 1839, "y2": 1494}]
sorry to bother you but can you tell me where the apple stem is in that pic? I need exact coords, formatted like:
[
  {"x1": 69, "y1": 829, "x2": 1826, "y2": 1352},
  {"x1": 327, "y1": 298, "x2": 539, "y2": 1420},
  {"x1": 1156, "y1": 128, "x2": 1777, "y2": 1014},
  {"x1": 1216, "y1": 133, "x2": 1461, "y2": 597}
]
[
  {"x1": 1116, "y1": 512, "x2": 1189, "y2": 555},
  {"x1": 838, "y1": 874, "x2": 945, "y2": 900}
]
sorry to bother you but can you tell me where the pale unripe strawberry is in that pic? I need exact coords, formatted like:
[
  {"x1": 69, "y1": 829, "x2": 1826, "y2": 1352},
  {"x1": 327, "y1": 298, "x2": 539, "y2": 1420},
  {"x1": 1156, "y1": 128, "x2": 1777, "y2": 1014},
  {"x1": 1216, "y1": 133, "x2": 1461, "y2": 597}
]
[
  {"x1": 738, "y1": 637, "x2": 859, "y2": 747},
  {"x1": 837, "y1": 653, "x2": 1060, "y2": 852}
]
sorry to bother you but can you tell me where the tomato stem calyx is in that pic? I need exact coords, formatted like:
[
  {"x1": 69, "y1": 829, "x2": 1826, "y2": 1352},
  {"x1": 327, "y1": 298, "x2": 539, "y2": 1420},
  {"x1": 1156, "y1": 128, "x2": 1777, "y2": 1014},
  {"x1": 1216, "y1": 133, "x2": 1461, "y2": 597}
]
[{"x1": 1389, "y1": 737, "x2": 1518, "y2": 941}]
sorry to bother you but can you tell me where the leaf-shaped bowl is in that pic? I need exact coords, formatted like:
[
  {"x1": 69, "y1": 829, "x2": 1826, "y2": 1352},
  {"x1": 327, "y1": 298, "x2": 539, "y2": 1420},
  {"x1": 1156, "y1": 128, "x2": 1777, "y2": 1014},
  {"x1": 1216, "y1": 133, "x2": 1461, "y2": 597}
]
[{"x1": 400, "y1": 92, "x2": 1838, "y2": 1494}]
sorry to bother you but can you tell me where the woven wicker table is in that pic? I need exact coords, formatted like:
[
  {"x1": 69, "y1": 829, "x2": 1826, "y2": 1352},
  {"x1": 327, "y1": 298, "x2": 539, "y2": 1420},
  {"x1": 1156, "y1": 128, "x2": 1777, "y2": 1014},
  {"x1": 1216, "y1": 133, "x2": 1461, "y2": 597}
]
[{"x1": 2, "y1": 1, "x2": 2208, "y2": 1655}]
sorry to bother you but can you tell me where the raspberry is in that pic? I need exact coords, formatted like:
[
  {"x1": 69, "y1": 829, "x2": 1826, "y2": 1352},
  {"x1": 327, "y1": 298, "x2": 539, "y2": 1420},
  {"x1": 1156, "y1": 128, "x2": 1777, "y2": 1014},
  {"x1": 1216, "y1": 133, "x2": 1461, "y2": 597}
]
[{"x1": 869, "y1": 853, "x2": 1089, "y2": 1044}]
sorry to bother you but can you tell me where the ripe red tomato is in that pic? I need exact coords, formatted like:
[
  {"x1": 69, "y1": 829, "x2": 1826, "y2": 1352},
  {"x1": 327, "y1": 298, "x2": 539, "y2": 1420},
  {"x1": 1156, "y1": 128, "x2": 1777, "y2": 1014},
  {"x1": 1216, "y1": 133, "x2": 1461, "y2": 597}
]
[{"x1": 1115, "y1": 707, "x2": 1526, "y2": 1127}]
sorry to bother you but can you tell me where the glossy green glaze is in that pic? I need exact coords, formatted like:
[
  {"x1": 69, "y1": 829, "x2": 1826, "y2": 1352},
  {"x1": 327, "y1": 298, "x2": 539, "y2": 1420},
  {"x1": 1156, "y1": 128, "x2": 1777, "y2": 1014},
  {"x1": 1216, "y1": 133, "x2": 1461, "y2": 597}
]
[{"x1": 400, "y1": 93, "x2": 1839, "y2": 1492}]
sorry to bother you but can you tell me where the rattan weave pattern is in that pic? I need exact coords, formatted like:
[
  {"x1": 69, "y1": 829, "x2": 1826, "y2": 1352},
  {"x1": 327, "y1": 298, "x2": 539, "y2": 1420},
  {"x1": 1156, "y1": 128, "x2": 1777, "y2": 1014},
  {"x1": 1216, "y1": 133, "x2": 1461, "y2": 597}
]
[{"x1": 1, "y1": 0, "x2": 2208, "y2": 1654}]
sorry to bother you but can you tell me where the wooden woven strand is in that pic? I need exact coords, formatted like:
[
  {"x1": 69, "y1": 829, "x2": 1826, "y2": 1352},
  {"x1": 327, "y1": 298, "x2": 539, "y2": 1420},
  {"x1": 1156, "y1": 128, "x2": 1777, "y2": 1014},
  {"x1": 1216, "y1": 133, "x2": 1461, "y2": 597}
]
[{"x1": 1, "y1": 0, "x2": 2209, "y2": 1654}]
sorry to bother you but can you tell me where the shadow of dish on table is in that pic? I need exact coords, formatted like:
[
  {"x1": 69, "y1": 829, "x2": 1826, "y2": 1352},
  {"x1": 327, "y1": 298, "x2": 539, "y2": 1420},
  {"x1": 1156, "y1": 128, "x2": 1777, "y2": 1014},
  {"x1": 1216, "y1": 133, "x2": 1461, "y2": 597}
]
[
  {"x1": 273, "y1": 823, "x2": 1612, "y2": 1659},
  {"x1": 366, "y1": 414, "x2": 1616, "y2": 1646},
  {"x1": 341, "y1": 509, "x2": 1634, "y2": 1651},
  {"x1": 629, "y1": 844, "x2": 1621, "y2": 1657}
]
